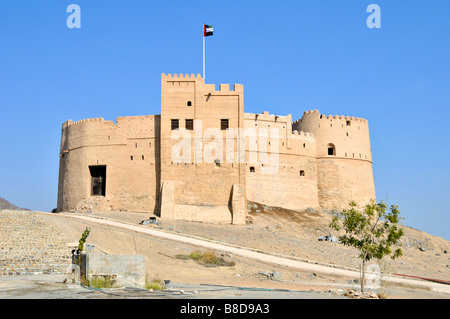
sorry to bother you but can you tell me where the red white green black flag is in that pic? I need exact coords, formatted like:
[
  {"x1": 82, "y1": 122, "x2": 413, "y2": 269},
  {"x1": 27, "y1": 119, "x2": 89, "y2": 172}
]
[{"x1": 204, "y1": 24, "x2": 213, "y2": 37}]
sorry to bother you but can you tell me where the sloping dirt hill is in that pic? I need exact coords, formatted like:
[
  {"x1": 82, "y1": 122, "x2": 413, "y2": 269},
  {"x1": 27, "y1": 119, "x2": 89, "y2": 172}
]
[{"x1": 85, "y1": 201, "x2": 449, "y2": 283}]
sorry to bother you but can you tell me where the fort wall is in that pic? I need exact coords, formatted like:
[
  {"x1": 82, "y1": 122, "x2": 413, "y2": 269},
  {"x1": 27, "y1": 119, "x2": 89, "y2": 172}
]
[{"x1": 243, "y1": 112, "x2": 319, "y2": 210}]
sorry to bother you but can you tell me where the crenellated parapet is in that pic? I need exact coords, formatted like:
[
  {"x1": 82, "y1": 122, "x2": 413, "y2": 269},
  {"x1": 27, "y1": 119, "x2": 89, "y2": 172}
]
[
  {"x1": 162, "y1": 73, "x2": 202, "y2": 79},
  {"x1": 67, "y1": 117, "x2": 114, "y2": 127},
  {"x1": 297, "y1": 109, "x2": 368, "y2": 124},
  {"x1": 244, "y1": 111, "x2": 291, "y2": 123},
  {"x1": 161, "y1": 73, "x2": 243, "y2": 93},
  {"x1": 292, "y1": 130, "x2": 314, "y2": 140}
]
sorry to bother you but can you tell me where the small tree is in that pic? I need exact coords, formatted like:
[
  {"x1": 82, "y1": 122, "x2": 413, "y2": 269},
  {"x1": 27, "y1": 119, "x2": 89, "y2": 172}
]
[
  {"x1": 329, "y1": 200, "x2": 404, "y2": 292},
  {"x1": 78, "y1": 227, "x2": 91, "y2": 252}
]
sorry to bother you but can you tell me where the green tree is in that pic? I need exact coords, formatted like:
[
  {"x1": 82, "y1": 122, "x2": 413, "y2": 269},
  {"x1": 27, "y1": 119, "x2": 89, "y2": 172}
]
[{"x1": 329, "y1": 200, "x2": 404, "y2": 292}]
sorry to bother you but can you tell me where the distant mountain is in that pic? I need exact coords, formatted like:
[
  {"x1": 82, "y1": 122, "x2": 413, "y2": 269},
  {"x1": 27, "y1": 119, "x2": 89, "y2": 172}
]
[{"x1": 0, "y1": 198, "x2": 30, "y2": 211}]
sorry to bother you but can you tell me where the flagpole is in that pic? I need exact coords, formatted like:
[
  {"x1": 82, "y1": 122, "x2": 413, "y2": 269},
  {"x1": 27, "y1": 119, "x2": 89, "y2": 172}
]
[{"x1": 203, "y1": 26, "x2": 206, "y2": 80}]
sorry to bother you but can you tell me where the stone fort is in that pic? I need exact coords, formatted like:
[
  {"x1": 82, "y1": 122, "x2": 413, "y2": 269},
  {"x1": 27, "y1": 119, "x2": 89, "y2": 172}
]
[{"x1": 57, "y1": 73, "x2": 376, "y2": 224}]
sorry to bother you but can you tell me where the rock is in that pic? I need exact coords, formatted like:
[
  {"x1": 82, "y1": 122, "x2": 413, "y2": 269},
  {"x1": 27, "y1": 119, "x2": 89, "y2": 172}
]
[
  {"x1": 141, "y1": 220, "x2": 151, "y2": 225},
  {"x1": 332, "y1": 288, "x2": 345, "y2": 296},
  {"x1": 271, "y1": 271, "x2": 282, "y2": 281},
  {"x1": 169, "y1": 225, "x2": 176, "y2": 230},
  {"x1": 259, "y1": 271, "x2": 271, "y2": 278},
  {"x1": 418, "y1": 246, "x2": 426, "y2": 252},
  {"x1": 318, "y1": 235, "x2": 338, "y2": 242},
  {"x1": 306, "y1": 208, "x2": 316, "y2": 214}
]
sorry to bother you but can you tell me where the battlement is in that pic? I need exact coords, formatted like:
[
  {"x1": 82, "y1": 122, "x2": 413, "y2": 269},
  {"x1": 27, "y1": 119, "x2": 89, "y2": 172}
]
[
  {"x1": 162, "y1": 73, "x2": 202, "y2": 80},
  {"x1": 292, "y1": 130, "x2": 314, "y2": 140},
  {"x1": 299, "y1": 109, "x2": 368, "y2": 123},
  {"x1": 244, "y1": 112, "x2": 290, "y2": 123},
  {"x1": 161, "y1": 73, "x2": 243, "y2": 93},
  {"x1": 67, "y1": 118, "x2": 115, "y2": 127}
]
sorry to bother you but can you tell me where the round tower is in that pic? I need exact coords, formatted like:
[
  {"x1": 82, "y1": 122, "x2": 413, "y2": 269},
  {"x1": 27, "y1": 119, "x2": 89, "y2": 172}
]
[{"x1": 296, "y1": 110, "x2": 376, "y2": 210}]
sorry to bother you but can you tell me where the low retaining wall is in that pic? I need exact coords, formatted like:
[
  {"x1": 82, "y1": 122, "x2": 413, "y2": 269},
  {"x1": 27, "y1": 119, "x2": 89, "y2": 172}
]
[{"x1": 76, "y1": 249, "x2": 146, "y2": 288}]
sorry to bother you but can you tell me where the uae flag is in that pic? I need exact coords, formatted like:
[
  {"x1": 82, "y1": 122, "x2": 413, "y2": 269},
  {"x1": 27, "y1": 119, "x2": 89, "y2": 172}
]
[{"x1": 204, "y1": 24, "x2": 213, "y2": 37}]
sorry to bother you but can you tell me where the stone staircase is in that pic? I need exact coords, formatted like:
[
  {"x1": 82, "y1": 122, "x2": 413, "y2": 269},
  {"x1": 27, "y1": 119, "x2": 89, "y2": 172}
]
[{"x1": 0, "y1": 210, "x2": 73, "y2": 276}]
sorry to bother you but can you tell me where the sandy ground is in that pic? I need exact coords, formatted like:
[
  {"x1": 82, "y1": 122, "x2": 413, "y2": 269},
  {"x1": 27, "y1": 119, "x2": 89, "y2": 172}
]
[{"x1": 33, "y1": 203, "x2": 450, "y2": 299}]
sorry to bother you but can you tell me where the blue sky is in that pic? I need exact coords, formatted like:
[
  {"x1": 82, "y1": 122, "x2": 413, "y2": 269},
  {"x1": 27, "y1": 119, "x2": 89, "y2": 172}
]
[{"x1": 0, "y1": 1, "x2": 449, "y2": 240}]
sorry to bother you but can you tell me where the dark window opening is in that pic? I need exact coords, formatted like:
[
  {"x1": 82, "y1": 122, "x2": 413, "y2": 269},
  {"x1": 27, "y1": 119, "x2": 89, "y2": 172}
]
[
  {"x1": 327, "y1": 143, "x2": 336, "y2": 156},
  {"x1": 142, "y1": 155, "x2": 145, "y2": 160},
  {"x1": 185, "y1": 119, "x2": 193, "y2": 130},
  {"x1": 300, "y1": 170, "x2": 305, "y2": 176},
  {"x1": 187, "y1": 101, "x2": 192, "y2": 107},
  {"x1": 346, "y1": 120, "x2": 351, "y2": 126},
  {"x1": 214, "y1": 159, "x2": 221, "y2": 167},
  {"x1": 130, "y1": 156, "x2": 134, "y2": 160},
  {"x1": 171, "y1": 119, "x2": 179, "y2": 130},
  {"x1": 89, "y1": 165, "x2": 106, "y2": 196},
  {"x1": 250, "y1": 166, "x2": 255, "y2": 173},
  {"x1": 221, "y1": 119, "x2": 229, "y2": 130}
]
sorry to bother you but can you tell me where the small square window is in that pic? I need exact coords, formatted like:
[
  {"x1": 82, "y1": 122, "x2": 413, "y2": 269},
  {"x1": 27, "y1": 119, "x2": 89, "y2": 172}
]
[
  {"x1": 185, "y1": 119, "x2": 193, "y2": 130},
  {"x1": 171, "y1": 119, "x2": 179, "y2": 130},
  {"x1": 221, "y1": 119, "x2": 229, "y2": 130}
]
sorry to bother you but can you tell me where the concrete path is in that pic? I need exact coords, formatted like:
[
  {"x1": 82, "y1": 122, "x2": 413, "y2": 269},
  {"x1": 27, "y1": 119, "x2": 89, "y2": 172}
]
[{"x1": 59, "y1": 213, "x2": 450, "y2": 295}]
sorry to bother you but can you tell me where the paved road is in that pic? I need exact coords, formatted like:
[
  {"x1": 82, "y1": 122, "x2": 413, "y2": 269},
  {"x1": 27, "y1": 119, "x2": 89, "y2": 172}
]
[
  {"x1": 60, "y1": 213, "x2": 450, "y2": 295},
  {"x1": 0, "y1": 274, "x2": 346, "y2": 299}
]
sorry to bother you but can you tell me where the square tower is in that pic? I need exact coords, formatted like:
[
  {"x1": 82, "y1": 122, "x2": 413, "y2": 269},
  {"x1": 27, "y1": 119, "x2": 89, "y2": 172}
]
[{"x1": 159, "y1": 73, "x2": 246, "y2": 224}]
